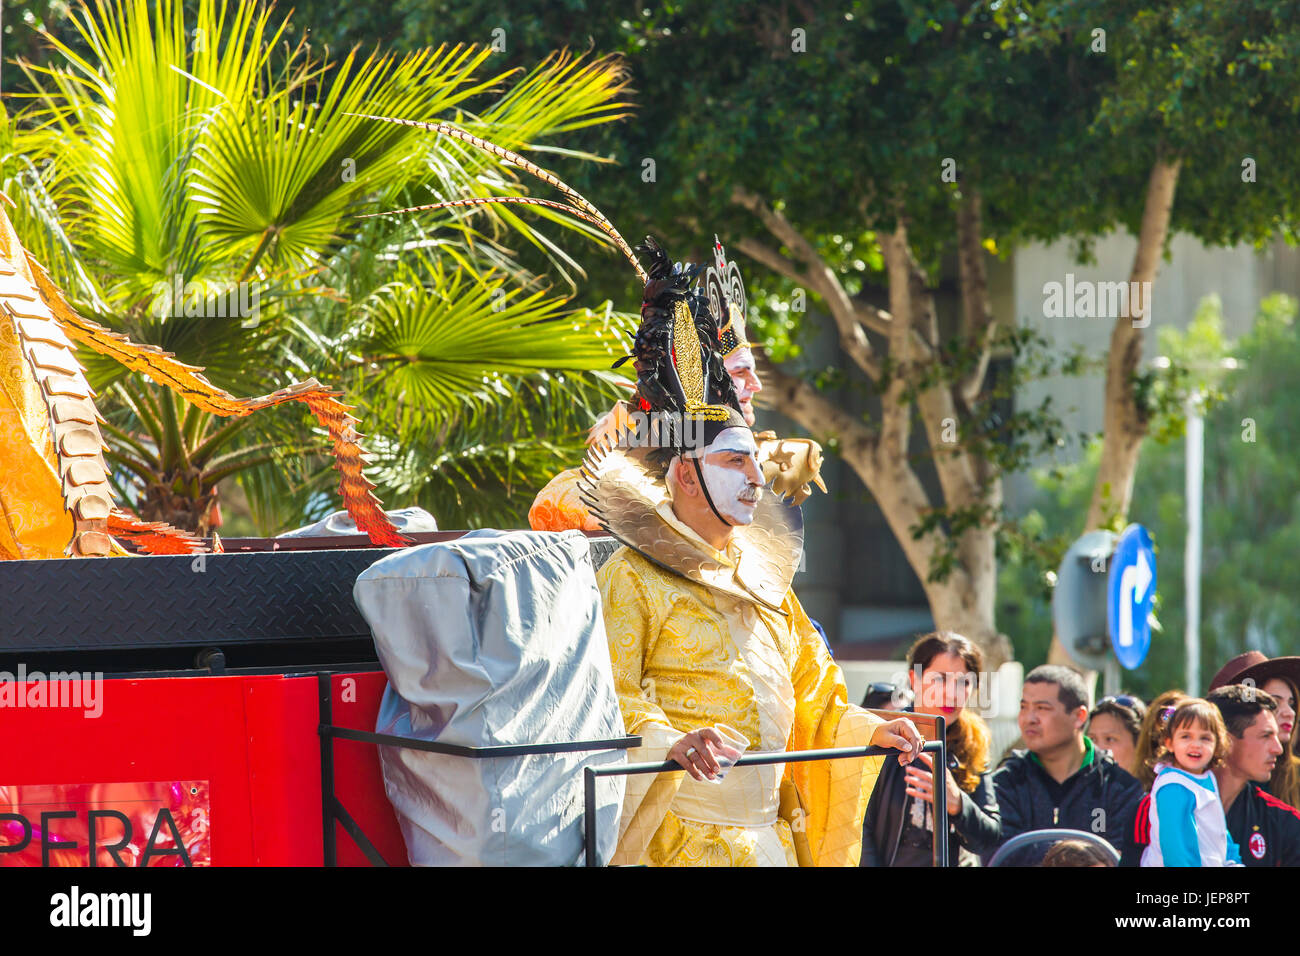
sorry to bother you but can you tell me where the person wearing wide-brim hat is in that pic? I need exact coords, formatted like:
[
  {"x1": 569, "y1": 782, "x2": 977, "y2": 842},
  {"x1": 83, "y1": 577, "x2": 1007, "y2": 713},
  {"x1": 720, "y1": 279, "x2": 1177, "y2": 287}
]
[
  {"x1": 1209, "y1": 651, "x2": 1300, "y2": 811},
  {"x1": 1208, "y1": 651, "x2": 1300, "y2": 695}
]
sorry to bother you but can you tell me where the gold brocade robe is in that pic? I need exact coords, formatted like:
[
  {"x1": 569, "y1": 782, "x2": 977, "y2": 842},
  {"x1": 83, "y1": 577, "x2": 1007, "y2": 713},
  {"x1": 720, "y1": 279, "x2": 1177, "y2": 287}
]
[{"x1": 595, "y1": 515, "x2": 885, "y2": 867}]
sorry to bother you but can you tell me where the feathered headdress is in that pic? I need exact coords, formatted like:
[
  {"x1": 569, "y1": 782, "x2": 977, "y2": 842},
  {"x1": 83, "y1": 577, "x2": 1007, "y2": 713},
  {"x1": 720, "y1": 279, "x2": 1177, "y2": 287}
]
[{"x1": 614, "y1": 236, "x2": 747, "y2": 452}]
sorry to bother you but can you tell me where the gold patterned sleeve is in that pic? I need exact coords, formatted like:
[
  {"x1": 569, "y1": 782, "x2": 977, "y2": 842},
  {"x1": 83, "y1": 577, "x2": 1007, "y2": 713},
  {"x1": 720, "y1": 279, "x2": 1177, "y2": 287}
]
[
  {"x1": 784, "y1": 590, "x2": 885, "y2": 866},
  {"x1": 595, "y1": 555, "x2": 680, "y2": 738},
  {"x1": 595, "y1": 554, "x2": 687, "y2": 864}
]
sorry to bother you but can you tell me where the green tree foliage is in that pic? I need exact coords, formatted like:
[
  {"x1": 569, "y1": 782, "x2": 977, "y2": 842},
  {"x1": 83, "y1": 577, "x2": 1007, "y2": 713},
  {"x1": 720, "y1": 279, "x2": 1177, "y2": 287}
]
[
  {"x1": 265, "y1": 0, "x2": 1300, "y2": 659},
  {"x1": 14, "y1": 1, "x2": 1300, "y2": 658},
  {"x1": 344, "y1": 1, "x2": 1300, "y2": 291},
  {"x1": 1001, "y1": 294, "x2": 1300, "y2": 698}
]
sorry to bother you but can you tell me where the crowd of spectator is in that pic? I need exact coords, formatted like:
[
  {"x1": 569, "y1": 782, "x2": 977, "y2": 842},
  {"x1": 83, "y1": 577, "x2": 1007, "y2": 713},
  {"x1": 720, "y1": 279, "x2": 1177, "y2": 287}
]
[{"x1": 858, "y1": 641, "x2": 1300, "y2": 867}]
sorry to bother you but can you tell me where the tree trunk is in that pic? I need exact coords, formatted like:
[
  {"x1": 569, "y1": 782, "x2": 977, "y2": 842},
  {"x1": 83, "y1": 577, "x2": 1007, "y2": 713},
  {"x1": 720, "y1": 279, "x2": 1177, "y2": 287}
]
[
  {"x1": 1085, "y1": 158, "x2": 1181, "y2": 530},
  {"x1": 740, "y1": 191, "x2": 1011, "y2": 669},
  {"x1": 759, "y1": 358, "x2": 1012, "y2": 667},
  {"x1": 1047, "y1": 157, "x2": 1181, "y2": 667},
  {"x1": 924, "y1": 534, "x2": 1012, "y2": 668},
  {"x1": 138, "y1": 475, "x2": 219, "y2": 536},
  {"x1": 866, "y1": 444, "x2": 1011, "y2": 668}
]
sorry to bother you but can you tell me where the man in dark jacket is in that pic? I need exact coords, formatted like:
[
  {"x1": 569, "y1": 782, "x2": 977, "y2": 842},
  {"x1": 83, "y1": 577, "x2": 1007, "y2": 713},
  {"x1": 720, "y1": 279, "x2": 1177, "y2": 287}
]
[
  {"x1": 986, "y1": 665, "x2": 1143, "y2": 865},
  {"x1": 860, "y1": 711, "x2": 1000, "y2": 866}
]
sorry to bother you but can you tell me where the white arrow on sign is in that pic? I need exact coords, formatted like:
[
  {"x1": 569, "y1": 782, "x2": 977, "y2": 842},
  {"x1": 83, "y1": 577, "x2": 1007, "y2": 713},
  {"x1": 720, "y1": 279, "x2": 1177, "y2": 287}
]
[{"x1": 1117, "y1": 550, "x2": 1153, "y2": 647}]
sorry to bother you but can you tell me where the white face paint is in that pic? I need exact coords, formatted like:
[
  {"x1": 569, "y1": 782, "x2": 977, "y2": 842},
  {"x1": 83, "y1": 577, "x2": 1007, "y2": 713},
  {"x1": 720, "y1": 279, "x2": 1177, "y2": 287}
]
[
  {"x1": 724, "y1": 349, "x2": 760, "y2": 426},
  {"x1": 699, "y1": 426, "x2": 762, "y2": 525}
]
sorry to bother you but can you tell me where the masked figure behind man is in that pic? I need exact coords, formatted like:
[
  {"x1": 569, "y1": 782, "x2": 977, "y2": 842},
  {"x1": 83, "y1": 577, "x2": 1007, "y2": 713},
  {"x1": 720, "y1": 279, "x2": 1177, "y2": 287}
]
[{"x1": 581, "y1": 237, "x2": 922, "y2": 866}]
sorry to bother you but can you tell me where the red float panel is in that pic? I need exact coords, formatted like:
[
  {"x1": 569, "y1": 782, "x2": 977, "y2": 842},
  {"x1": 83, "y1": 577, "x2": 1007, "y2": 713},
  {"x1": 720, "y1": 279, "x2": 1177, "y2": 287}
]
[
  {"x1": 241, "y1": 674, "x2": 325, "y2": 865},
  {"x1": 0, "y1": 671, "x2": 408, "y2": 867},
  {"x1": 327, "y1": 671, "x2": 409, "y2": 866}
]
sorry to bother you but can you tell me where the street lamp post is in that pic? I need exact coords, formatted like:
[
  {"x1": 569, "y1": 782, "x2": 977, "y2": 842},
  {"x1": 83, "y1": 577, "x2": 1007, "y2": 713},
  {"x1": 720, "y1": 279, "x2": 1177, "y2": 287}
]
[
  {"x1": 1154, "y1": 356, "x2": 1239, "y2": 695},
  {"x1": 1184, "y1": 392, "x2": 1204, "y2": 696}
]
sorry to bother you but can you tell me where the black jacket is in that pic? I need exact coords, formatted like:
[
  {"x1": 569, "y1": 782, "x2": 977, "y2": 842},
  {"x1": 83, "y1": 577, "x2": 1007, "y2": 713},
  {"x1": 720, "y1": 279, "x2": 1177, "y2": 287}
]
[
  {"x1": 987, "y1": 745, "x2": 1144, "y2": 866},
  {"x1": 1134, "y1": 781, "x2": 1300, "y2": 866},
  {"x1": 859, "y1": 729, "x2": 1000, "y2": 867}
]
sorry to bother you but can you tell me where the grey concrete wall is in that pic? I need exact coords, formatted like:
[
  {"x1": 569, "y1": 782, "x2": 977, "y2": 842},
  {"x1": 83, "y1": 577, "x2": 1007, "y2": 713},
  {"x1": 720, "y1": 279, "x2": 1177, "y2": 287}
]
[{"x1": 1005, "y1": 234, "x2": 1300, "y2": 514}]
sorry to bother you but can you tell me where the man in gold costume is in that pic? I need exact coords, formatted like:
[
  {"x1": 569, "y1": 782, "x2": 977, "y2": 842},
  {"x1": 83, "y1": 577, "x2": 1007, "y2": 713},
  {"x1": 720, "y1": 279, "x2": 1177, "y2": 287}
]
[
  {"x1": 581, "y1": 237, "x2": 922, "y2": 866},
  {"x1": 350, "y1": 122, "x2": 909, "y2": 865}
]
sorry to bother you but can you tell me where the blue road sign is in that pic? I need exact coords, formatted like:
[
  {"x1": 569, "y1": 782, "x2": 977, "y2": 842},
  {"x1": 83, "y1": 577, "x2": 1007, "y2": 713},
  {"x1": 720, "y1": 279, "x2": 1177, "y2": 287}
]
[{"x1": 1107, "y1": 524, "x2": 1157, "y2": 670}]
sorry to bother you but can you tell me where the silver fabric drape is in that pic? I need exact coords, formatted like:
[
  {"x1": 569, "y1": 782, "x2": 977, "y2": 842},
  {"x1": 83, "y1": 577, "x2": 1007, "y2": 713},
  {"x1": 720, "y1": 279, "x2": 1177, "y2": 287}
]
[{"x1": 354, "y1": 529, "x2": 627, "y2": 866}]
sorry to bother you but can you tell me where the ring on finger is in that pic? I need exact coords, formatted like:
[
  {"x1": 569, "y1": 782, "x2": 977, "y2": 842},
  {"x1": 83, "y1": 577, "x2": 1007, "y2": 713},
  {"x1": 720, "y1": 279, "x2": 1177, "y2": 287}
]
[{"x1": 685, "y1": 746, "x2": 697, "y2": 758}]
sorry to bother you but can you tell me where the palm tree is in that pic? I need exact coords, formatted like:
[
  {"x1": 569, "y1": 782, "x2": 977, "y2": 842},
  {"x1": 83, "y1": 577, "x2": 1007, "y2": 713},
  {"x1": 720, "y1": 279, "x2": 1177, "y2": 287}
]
[{"x1": 8, "y1": 0, "x2": 638, "y2": 534}]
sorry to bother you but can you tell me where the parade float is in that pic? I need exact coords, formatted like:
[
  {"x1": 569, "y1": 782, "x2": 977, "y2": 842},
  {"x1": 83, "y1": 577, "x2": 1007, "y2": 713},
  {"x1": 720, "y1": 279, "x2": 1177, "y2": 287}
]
[
  {"x1": 0, "y1": 120, "x2": 942, "y2": 868},
  {"x1": 0, "y1": 186, "x2": 642, "y2": 865}
]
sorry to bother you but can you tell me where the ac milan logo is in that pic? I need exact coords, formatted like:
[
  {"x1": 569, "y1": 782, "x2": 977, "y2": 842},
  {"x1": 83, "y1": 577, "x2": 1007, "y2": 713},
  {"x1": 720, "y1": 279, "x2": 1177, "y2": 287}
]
[{"x1": 1249, "y1": 832, "x2": 1266, "y2": 860}]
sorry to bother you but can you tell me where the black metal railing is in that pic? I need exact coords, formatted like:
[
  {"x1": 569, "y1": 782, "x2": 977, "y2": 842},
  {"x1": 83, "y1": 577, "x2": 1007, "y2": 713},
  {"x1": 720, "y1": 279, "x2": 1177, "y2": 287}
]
[
  {"x1": 583, "y1": 733, "x2": 948, "y2": 867},
  {"x1": 315, "y1": 672, "x2": 641, "y2": 865},
  {"x1": 318, "y1": 675, "x2": 948, "y2": 868}
]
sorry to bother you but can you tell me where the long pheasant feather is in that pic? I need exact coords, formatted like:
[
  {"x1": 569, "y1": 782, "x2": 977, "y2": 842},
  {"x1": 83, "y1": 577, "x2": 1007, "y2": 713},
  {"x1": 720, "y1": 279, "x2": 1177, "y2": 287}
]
[
  {"x1": 358, "y1": 195, "x2": 609, "y2": 232},
  {"x1": 346, "y1": 112, "x2": 648, "y2": 284}
]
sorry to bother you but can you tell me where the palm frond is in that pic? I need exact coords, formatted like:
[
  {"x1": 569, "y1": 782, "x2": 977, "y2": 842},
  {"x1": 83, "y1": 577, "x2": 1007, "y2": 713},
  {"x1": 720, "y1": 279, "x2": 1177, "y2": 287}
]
[{"x1": 6, "y1": 0, "x2": 640, "y2": 533}]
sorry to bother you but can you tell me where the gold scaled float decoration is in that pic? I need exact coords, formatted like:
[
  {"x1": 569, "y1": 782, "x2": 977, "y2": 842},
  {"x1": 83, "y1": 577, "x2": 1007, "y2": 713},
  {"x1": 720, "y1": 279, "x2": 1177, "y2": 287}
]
[{"x1": 0, "y1": 200, "x2": 406, "y2": 559}]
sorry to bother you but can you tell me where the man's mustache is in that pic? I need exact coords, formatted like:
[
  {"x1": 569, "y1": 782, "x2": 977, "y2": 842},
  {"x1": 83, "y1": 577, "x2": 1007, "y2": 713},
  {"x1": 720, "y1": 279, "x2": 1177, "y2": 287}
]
[{"x1": 738, "y1": 485, "x2": 763, "y2": 503}]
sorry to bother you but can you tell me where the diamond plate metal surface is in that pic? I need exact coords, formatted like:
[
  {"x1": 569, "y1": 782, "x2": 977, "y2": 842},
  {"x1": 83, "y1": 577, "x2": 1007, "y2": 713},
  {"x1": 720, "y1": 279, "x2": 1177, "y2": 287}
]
[
  {"x1": 586, "y1": 536, "x2": 620, "y2": 571},
  {"x1": 0, "y1": 537, "x2": 618, "y2": 653}
]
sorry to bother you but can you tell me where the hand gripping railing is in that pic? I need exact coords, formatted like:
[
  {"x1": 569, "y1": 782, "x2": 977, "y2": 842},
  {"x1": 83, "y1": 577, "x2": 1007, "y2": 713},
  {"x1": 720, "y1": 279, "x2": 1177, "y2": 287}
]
[{"x1": 583, "y1": 722, "x2": 948, "y2": 867}]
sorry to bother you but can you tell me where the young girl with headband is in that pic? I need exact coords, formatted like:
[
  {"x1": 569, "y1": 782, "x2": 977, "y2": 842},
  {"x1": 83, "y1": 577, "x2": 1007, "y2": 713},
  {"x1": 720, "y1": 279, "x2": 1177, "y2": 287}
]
[{"x1": 1140, "y1": 698, "x2": 1242, "y2": 867}]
